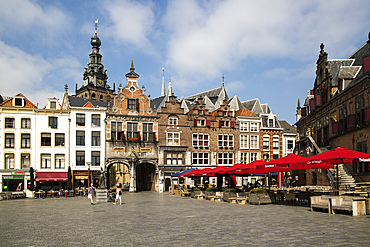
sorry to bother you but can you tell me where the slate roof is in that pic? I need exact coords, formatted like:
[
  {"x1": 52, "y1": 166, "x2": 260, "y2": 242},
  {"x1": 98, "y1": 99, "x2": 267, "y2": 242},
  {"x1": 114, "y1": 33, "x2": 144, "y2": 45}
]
[
  {"x1": 279, "y1": 120, "x2": 297, "y2": 134},
  {"x1": 68, "y1": 95, "x2": 107, "y2": 108},
  {"x1": 185, "y1": 86, "x2": 228, "y2": 100},
  {"x1": 150, "y1": 96, "x2": 165, "y2": 110}
]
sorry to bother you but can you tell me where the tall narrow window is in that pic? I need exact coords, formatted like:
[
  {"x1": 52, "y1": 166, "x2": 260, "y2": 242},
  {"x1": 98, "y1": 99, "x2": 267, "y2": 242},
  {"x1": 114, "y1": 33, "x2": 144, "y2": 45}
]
[
  {"x1": 4, "y1": 153, "x2": 15, "y2": 169},
  {"x1": 92, "y1": 114, "x2": 101, "y2": 127},
  {"x1": 21, "y1": 133, "x2": 30, "y2": 148},
  {"x1": 263, "y1": 135, "x2": 270, "y2": 150},
  {"x1": 41, "y1": 154, "x2": 51, "y2": 169},
  {"x1": 21, "y1": 118, "x2": 31, "y2": 129},
  {"x1": 127, "y1": 122, "x2": 139, "y2": 139},
  {"x1": 76, "y1": 151, "x2": 85, "y2": 166},
  {"x1": 76, "y1": 131, "x2": 85, "y2": 146},
  {"x1": 250, "y1": 135, "x2": 258, "y2": 149},
  {"x1": 142, "y1": 123, "x2": 153, "y2": 141},
  {"x1": 5, "y1": 133, "x2": 15, "y2": 148},
  {"x1": 240, "y1": 153, "x2": 248, "y2": 164},
  {"x1": 48, "y1": 117, "x2": 58, "y2": 128},
  {"x1": 21, "y1": 153, "x2": 30, "y2": 169},
  {"x1": 273, "y1": 135, "x2": 279, "y2": 150},
  {"x1": 55, "y1": 133, "x2": 65, "y2": 146},
  {"x1": 251, "y1": 152, "x2": 258, "y2": 162},
  {"x1": 111, "y1": 121, "x2": 123, "y2": 140},
  {"x1": 240, "y1": 135, "x2": 248, "y2": 149},
  {"x1": 250, "y1": 122, "x2": 258, "y2": 132},
  {"x1": 76, "y1": 114, "x2": 85, "y2": 126},
  {"x1": 128, "y1": 99, "x2": 136, "y2": 110},
  {"x1": 92, "y1": 131, "x2": 101, "y2": 146},
  {"x1": 92, "y1": 151, "x2": 100, "y2": 166},
  {"x1": 55, "y1": 154, "x2": 65, "y2": 169}
]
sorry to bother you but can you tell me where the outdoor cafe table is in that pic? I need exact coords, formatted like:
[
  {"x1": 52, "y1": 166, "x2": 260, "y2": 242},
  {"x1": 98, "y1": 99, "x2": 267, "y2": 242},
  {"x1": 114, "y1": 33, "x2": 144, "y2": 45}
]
[
  {"x1": 48, "y1": 190, "x2": 58, "y2": 198},
  {"x1": 76, "y1": 189, "x2": 84, "y2": 196},
  {"x1": 35, "y1": 191, "x2": 45, "y2": 199}
]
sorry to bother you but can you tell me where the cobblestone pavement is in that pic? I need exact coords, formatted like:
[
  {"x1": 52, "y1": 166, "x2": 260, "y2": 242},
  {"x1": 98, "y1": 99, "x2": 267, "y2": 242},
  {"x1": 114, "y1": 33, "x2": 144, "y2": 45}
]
[{"x1": 0, "y1": 192, "x2": 369, "y2": 246}]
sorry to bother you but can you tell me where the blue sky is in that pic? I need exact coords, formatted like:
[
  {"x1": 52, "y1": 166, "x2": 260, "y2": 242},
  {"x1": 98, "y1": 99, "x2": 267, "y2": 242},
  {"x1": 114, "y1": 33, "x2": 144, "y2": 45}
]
[{"x1": 0, "y1": 0, "x2": 369, "y2": 124}]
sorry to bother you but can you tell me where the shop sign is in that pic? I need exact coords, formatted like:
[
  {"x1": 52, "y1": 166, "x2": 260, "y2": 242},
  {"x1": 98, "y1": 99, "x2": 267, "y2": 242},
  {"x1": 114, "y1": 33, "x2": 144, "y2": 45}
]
[
  {"x1": 75, "y1": 176, "x2": 88, "y2": 179},
  {"x1": 140, "y1": 147, "x2": 151, "y2": 153},
  {"x1": 11, "y1": 171, "x2": 24, "y2": 175},
  {"x1": 113, "y1": 147, "x2": 125, "y2": 152},
  {"x1": 3, "y1": 175, "x2": 24, "y2": 180}
]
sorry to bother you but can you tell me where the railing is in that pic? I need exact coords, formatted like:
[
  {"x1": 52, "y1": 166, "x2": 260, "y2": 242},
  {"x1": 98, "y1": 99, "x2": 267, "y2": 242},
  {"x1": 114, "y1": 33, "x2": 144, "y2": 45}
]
[{"x1": 324, "y1": 169, "x2": 336, "y2": 188}]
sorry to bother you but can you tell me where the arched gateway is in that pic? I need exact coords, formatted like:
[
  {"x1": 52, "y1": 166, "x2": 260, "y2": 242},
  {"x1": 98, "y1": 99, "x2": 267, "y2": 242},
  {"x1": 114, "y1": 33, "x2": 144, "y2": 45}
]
[{"x1": 105, "y1": 158, "x2": 158, "y2": 192}]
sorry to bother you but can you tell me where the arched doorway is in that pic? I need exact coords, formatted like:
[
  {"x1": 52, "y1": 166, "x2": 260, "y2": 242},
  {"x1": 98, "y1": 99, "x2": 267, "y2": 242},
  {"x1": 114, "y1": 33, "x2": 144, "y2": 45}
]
[
  {"x1": 136, "y1": 163, "x2": 156, "y2": 191},
  {"x1": 107, "y1": 162, "x2": 130, "y2": 190}
]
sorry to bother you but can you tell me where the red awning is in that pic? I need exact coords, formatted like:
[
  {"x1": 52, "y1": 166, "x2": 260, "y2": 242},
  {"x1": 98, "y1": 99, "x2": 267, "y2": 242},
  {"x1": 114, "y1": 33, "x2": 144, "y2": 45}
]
[{"x1": 36, "y1": 172, "x2": 68, "y2": 181}]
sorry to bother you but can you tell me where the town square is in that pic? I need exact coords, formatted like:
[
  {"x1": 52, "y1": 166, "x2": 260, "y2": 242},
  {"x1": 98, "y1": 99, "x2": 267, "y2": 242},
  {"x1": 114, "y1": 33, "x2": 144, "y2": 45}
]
[{"x1": 1, "y1": 0, "x2": 370, "y2": 246}]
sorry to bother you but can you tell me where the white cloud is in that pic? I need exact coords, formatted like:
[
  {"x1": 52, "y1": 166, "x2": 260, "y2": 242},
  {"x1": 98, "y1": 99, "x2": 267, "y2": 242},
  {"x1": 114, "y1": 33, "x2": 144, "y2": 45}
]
[
  {"x1": 0, "y1": 40, "x2": 77, "y2": 106},
  {"x1": 103, "y1": 0, "x2": 155, "y2": 50},
  {"x1": 0, "y1": 0, "x2": 69, "y2": 35},
  {"x1": 164, "y1": 0, "x2": 370, "y2": 92}
]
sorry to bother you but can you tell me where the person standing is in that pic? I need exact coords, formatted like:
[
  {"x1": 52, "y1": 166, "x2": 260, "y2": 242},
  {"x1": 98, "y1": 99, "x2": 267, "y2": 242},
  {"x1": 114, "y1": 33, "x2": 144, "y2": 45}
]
[
  {"x1": 88, "y1": 184, "x2": 96, "y2": 205},
  {"x1": 113, "y1": 187, "x2": 122, "y2": 205}
]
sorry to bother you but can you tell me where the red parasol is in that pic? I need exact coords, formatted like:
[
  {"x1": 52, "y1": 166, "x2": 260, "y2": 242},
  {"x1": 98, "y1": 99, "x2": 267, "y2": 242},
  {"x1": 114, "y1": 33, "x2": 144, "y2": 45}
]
[{"x1": 303, "y1": 148, "x2": 370, "y2": 190}]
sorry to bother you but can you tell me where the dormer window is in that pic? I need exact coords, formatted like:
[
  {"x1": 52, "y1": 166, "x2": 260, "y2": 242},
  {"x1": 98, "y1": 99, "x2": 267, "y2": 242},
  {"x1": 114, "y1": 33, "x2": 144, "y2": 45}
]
[
  {"x1": 13, "y1": 97, "x2": 23, "y2": 106},
  {"x1": 50, "y1": 101, "x2": 56, "y2": 109}
]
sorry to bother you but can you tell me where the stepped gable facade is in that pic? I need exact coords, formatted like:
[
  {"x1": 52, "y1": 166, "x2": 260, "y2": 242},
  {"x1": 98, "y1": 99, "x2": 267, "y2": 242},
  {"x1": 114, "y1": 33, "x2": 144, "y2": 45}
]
[
  {"x1": 105, "y1": 61, "x2": 159, "y2": 192},
  {"x1": 296, "y1": 32, "x2": 370, "y2": 185}
]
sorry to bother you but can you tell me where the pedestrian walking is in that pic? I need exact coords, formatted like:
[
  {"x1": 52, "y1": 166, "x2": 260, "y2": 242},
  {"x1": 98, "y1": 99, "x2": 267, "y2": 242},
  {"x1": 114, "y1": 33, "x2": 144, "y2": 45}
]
[
  {"x1": 113, "y1": 187, "x2": 122, "y2": 205},
  {"x1": 88, "y1": 183, "x2": 96, "y2": 205}
]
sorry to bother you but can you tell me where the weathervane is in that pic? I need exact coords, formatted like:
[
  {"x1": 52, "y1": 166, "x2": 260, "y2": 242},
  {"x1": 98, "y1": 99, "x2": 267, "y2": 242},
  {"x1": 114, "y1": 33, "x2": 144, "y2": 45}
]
[
  {"x1": 95, "y1": 19, "x2": 98, "y2": 34},
  {"x1": 222, "y1": 74, "x2": 225, "y2": 86}
]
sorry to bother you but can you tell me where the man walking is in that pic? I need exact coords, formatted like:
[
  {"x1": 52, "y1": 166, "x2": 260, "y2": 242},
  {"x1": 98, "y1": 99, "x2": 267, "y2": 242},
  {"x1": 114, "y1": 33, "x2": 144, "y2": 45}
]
[{"x1": 88, "y1": 184, "x2": 96, "y2": 205}]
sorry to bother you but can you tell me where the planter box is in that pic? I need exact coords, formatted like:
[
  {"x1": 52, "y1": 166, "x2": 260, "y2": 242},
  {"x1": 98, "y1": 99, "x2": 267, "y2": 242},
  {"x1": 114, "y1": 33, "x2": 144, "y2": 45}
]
[
  {"x1": 249, "y1": 193, "x2": 273, "y2": 205},
  {"x1": 205, "y1": 191, "x2": 215, "y2": 200},
  {"x1": 191, "y1": 190, "x2": 202, "y2": 198},
  {"x1": 223, "y1": 192, "x2": 237, "y2": 202}
]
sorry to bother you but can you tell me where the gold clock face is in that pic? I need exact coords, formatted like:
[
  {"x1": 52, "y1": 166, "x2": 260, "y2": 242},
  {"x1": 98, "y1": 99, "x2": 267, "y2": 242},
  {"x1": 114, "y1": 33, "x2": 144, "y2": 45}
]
[{"x1": 97, "y1": 80, "x2": 104, "y2": 87}]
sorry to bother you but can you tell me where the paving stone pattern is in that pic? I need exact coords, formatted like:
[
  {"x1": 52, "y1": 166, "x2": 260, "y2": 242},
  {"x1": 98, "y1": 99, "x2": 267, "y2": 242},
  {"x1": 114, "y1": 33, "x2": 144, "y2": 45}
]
[{"x1": 0, "y1": 192, "x2": 369, "y2": 246}]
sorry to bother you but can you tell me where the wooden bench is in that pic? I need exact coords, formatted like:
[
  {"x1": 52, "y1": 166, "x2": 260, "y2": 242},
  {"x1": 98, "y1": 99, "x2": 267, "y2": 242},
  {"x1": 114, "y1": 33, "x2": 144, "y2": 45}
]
[
  {"x1": 330, "y1": 196, "x2": 366, "y2": 216},
  {"x1": 11, "y1": 191, "x2": 26, "y2": 199},
  {"x1": 236, "y1": 197, "x2": 247, "y2": 204},
  {"x1": 311, "y1": 195, "x2": 366, "y2": 216}
]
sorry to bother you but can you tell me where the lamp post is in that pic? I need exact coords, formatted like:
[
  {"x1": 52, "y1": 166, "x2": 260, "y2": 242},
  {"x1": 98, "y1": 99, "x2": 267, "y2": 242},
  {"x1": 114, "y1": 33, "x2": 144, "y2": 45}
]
[{"x1": 86, "y1": 162, "x2": 91, "y2": 186}]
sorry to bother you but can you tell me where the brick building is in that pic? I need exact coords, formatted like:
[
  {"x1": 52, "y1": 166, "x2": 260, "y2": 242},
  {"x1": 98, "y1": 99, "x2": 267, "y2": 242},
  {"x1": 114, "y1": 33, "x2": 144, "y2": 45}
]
[{"x1": 295, "y1": 32, "x2": 370, "y2": 187}]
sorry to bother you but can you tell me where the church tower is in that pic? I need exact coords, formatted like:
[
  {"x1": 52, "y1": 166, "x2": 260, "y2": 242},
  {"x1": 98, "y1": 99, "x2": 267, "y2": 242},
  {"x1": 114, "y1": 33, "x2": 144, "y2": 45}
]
[{"x1": 76, "y1": 20, "x2": 115, "y2": 103}]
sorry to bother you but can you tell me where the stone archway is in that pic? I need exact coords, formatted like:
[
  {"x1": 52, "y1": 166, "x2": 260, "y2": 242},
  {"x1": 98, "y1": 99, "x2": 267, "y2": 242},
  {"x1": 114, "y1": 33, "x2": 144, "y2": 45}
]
[
  {"x1": 136, "y1": 163, "x2": 156, "y2": 192},
  {"x1": 105, "y1": 160, "x2": 130, "y2": 190}
]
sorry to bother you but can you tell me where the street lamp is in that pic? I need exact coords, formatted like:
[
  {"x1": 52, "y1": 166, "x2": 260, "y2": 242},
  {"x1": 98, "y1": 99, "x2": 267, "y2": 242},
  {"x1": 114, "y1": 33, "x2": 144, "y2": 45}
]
[{"x1": 86, "y1": 162, "x2": 91, "y2": 186}]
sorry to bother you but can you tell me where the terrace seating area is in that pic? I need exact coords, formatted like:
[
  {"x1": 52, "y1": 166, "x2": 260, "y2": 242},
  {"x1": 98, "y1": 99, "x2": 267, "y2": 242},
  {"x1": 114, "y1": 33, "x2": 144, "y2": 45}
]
[{"x1": 172, "y1": 184, "x2": 370, "y2": 216}]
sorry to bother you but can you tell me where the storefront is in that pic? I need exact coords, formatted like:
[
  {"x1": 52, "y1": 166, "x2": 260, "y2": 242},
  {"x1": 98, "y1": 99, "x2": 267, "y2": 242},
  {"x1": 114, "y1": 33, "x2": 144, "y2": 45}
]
[
  {"x1": 72, "y1": 170, "x2": 100, "y2": 189},
  {"x1": 2, "y1": 171, "x2": 25, "y2": 191},
  {"x1": 35, "y1": 172, "x2": 67, "y2": 191}
]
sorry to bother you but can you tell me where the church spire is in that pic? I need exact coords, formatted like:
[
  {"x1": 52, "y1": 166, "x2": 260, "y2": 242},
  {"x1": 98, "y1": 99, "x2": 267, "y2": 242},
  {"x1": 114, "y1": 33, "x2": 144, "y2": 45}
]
[
  {"x1": 82, "y1": 19, "x2": 108, "y2": 88},
  {"x1": 296, "y1": 97, "x2": 301, "y2": 122},
  {"x1": 161, "y1": 67, "x2": 166, "y2": 96}
]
